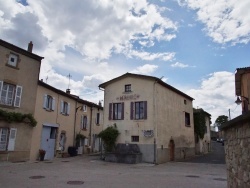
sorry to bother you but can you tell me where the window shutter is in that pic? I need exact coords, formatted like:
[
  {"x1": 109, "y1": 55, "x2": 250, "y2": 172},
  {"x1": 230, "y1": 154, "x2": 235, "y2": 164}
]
[
  {"x1": 144, "y1": 101, "x2": 147, "y2": 119},
  {"x1": 60, "y1": 100, "x2": 63, "y2": 113},
  {"x1": 109, "y1": 103, "x2": 112, "y2": 120},
  {"x1": 80, "y1": 115, "x2": 84, "y2": 129},
  {"x1": 52, "y1": 97, "x2": 55, "y2": 111},
  {"x1": 86, "y1": 116, "x2": 88, "y2": 129},
  {"x1": 14, "y1": 85, "x2": 22, "y2": 107},
  {"x1": 7, "y1": 128, "x2": 17, "y2": 151},
  {"x1": 67, "y1": 103, "x2": 70, "y2": 115},
  {"x1": 0, "y1": 81, "x2": 3, "y2": 96},
  {"x1": 130, "y1": 102, "x2": 134, "y2": 120},
  {"x1": 43, "y1": 94, "x2": 47, "y2": 109},
  {"x1": 121, "y1": 102, "x2": 124, "y2": 120}
]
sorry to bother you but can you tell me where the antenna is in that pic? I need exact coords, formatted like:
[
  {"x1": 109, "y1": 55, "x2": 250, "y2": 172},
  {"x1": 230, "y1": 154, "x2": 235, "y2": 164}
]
[
  {"x1": 67, "y1": 73, "x2": 72, "y2": 89},
  {"x1": 46, "y1": 76, "x2": 48, "y2": 83}
]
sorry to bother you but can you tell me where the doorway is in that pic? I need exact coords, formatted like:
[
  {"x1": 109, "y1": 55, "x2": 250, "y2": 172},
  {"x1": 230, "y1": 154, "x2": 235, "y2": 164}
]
[{"x1": 41, "y1": 126, "x2": 57, "y2": 160}]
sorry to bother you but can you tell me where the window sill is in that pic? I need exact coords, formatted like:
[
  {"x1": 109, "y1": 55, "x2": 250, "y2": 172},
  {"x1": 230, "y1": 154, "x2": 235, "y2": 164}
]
[
  {"x1": 5, "y1": 64, "x2": 19, "y2": 70},
  {"x1": 61, "y1": 113, "x2": 69, "y2": 116},
  {"x1": 0, "y1": 104, "x2": 15, "y2": 109},
  {"x1": 44, "y1": 108, "x2": 54, "y2": 112},
  {"x1": 122, "y1": 91, "x2": 133, "y2": 94},
  {"x1": 185, "y1": 125, "x2": 191, "y2": 127}
]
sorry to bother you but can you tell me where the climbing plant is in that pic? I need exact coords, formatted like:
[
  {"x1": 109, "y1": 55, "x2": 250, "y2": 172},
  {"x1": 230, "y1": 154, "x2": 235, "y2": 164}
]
[
  {"x1": 98, "y1": 124, "x2": 120, "y2": 152},
  {"x1": 0, "y1": 109, "x2": 37, "y2": 127},
  {"x1": 193, "y1": 109, "x2": 207, "y2": 140}
]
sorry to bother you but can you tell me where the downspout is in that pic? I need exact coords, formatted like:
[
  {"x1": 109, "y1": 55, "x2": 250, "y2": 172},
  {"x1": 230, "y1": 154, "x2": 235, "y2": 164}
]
[
  {"x1": 153, "y1": 79, "x2": 158, "y2": 164},
  {"x1": 89, "y1": 106, "x2": 93, "y2": 152},
  {"x1": 73, "y1": 100, "x2": 78, "y2": 147}
]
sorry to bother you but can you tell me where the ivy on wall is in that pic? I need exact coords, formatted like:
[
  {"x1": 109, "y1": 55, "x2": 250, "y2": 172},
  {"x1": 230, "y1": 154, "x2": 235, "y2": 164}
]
[
  {"x1": 0, "y1": 109, "x2": 37, "y2": 127},
  {"x1": 193, "y1": 109, "x2": 207, "y2": 140}
]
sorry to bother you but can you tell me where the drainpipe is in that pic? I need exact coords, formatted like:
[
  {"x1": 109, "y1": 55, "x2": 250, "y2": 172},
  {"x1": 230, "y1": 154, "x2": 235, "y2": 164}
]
[
  {"x1": 74, "y1": 100, "x2": 82, "y2": 147},
  {"x1": 89, "y1": 106, "x2": 93, "y2": 152},
  {"x1": 153, "y1": 79, "x2": 158, "y2": 164}
]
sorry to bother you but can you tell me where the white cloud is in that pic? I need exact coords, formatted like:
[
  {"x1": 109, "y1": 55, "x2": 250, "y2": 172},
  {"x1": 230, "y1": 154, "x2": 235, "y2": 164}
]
[
  {"x1": 186, "y1": 71, "x2": 241, "y2": 124},
  {"x1": 181, "y1": 0, "x2": 250, "y2": 45},
  {"x1": 171, "y1": 62, "x2": 195, "y2": 68},
  {"x1": 131, "y1": 64, "x2": 158, "y2": 74}
]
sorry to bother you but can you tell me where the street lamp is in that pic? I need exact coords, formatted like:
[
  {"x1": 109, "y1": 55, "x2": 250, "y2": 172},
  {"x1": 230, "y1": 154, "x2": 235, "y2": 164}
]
[{"x1": 235, "y1": 96, "x2": 249, "y2": 105}]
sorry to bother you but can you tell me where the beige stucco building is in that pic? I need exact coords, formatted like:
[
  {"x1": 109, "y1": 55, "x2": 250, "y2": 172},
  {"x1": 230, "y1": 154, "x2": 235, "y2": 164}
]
[
  {"x1": 99, "y1": 73, "x2": 195, "y2": 163},
  {"x1": 30, "y1": 80, "x2": 103, "y2": 160},
  {"x1": 193, "y1": 109, "x2": 211, "y2": 154},
  {"x1": 0, "y1": 39, "x2": 43, "y2": 161}
]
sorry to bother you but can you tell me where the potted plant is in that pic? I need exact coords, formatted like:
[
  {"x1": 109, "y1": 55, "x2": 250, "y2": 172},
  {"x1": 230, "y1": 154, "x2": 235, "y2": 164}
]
[{"x1": 39, "y1": 149, "x2": 46, "y2": 161}]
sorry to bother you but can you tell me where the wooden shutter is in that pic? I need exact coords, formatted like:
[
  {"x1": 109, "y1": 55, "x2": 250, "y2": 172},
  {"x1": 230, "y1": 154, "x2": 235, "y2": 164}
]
[
  {"x1": 67, "y1": 103, "x2": 70, "y2": 115},
  {"x1": 14, "y1": 85, "x2": 22, "y2": 107},
  {"x1": 60, "y1": 100, "x2": 64, "y2": 113},
  {"x1": 109, "y1": 103, "x2": 112, "y2": 120},
  {"x1": 121, "y1": 102, "x2": 124, "y2": 120},
  {"x1": 43, "y1": 94, "x2": 47, "y2": 109},
  {"x1": 80, "y1": 115, "x2": 84, "y2": 129},
  {"x1": 130, "y1": 102, "x2": 134, "y2": 120},
  {"x1": 0, "y1": 81, "x2": 3, "y2": 97},
  {"x1": 52, "y1": 97, "x2": 55, "y2": 111},
  {"x1": 144, "y1": 101, "x2": 147, "y2": 119},
  {"x1": 7, "y1": 128, "x2": 17, "y2": 151}
]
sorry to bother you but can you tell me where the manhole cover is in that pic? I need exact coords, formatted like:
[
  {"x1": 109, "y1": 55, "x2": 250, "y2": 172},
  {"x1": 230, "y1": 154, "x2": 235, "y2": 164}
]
[
  {"x1": 186, "y1": 175, "x2": 200, "y2": 178},
  {"x1": 67, "y1": 181, "x2": 84, "y2": 185},
  {"x1": 29, "y1": 176, "x2": 45, "y2": 179},
  {"x1": 213, "y1": 178, "x2": 227, "y2": 181}
]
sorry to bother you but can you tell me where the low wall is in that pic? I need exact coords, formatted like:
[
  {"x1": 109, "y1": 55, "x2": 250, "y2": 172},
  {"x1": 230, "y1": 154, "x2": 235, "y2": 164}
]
[
  {"x1": 105, "y1": 153, "x2": 142, "y2": 164},
  {"x1": 222, "y1": 112, "x2": 250, "y2": 188}
]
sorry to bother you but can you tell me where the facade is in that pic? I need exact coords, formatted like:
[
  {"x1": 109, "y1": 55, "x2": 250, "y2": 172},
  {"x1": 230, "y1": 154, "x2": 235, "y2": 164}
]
[
  {"x1": 193, "y1": 109, "x2": 211, "y2": 154},
  {"x1": 30, "y1": 80, "x2": 103, "y2": 160},
  {"x1": 221, "y1": 67, "x2": 250, "y2": 188},
  {"x1": 0, "y1": 39, "x2": 43, "y2": 161},
  {"x1": 99, "y1": 73, "x2": 195, "y2": 164}
]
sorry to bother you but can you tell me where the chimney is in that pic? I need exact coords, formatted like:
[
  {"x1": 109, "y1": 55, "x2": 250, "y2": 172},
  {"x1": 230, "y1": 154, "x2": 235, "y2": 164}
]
[
  {"x1": 27, "y1": 41, "x2": 33, "y2": 52},
  {"x1": 98, "y1": 100, "x2": 102, "y2": 107},
  {"x1": 66, "y1": 89, "x2": 70, "y2": 94}
]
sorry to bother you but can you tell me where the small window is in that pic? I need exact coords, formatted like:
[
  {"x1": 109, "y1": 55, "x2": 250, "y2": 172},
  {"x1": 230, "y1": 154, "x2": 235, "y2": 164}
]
[
  {"x1": 0, "y1": 128, "x2": 8, "y2": 151},
  {"x1": 185, "y1": 112, "x2": 190, "y2": 127},
  {"x1": 8, "y1": 53, "x2": 18, "y2": 67},
  {"x1": 43, "y1": 94, "x2": 55, "y2": 111},
  {"x1": 125, "y1": 84, "x2": 131, "y2": 92},
  {"x1": 61, "y1": 101, "x2": 70, "y2": 115},
  {"x1": 83, "y1": 105, "x2": 87, "y2": 112},
  {"x1": 184, "y1": 100, "x2": 187, "y2": 104},
  {"x1": 0, "y1": 81, "x2": 22, "y2": 107},
  {"x1": 96, "y1": 112, "x2": 100, "y2": 124},
  {"x1": 131, "y1": 136, "x2": 139, "y2": 142}
]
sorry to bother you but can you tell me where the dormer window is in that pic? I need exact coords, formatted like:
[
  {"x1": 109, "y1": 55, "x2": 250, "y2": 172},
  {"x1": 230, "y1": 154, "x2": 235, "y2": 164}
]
[
  {"x1": 125, "y1": 84, "x2": 131, "y2": 92},
  {"x1": 8, "y1": 53, "x2": 19, "y2": 67}
]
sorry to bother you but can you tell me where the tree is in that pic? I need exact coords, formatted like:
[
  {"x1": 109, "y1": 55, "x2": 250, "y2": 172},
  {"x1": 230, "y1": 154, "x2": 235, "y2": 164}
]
[
  {"x1": 193, "y1": 109, "x2": 207, "y2": 140},
  {"x1": 98, "y1": 124, "x2": 120, "y2": 152},
  {"x1": 215, "y1": 115, "x2": 228, "y2": 128}
]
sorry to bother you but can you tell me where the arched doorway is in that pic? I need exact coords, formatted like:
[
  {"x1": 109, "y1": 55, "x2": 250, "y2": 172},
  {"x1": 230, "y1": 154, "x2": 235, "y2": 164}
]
[{"x1": 169, "y1": 139, "x2": 175, "y2": 161}]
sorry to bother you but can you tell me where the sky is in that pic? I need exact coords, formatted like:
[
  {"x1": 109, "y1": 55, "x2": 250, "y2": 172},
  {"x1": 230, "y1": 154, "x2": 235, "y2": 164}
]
[{"x1": 1, "y1": 0, "x2": 249, "y2": 124}]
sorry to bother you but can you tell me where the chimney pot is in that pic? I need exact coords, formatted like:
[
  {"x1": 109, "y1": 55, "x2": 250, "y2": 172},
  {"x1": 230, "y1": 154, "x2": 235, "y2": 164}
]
[
  {"x1": 66, "y1": 89, "x2": 70, "y2": 94},
  {"x1": 28, "y1": 41, "x2": 33, "y2": 52}
]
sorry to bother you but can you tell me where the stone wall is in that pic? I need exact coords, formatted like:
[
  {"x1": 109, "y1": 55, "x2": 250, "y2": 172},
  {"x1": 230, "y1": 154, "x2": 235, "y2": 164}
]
[{"x1": 222, "y1": 113, "x2": 250, "y2": 188}]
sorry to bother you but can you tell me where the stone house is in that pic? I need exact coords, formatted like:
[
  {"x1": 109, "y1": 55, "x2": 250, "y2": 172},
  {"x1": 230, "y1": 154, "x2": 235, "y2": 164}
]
[
  {"x1": 193, "y1": 108, "x2": 211, "y2": 154},
  {"x1": 99, "y1": 73, "x2": 195, "y2": 163},
  {"x1": 0, "y1": 39, "x2": 43, "y2": 161},
  {"x1": 30, "y1": 80, "x2": 103, "y2": 160},
  {"x1": 221, "y1": 67, "x2": 250, "y2": 188}
]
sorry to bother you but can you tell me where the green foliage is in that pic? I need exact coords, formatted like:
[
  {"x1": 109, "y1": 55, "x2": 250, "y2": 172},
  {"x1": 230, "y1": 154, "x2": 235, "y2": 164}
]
[
  {"x1": 193, "y1": 109, "x2": 207, "y2": 140},
  {"x1": 215, "y1": 115, "x2": 228, "y2": 127},
  {"x1": 98, "y1": 124, "x2": 120, "y2": 152},
  {"x1": 0, "y1": 109, "x2": 37, "y2": 127}
]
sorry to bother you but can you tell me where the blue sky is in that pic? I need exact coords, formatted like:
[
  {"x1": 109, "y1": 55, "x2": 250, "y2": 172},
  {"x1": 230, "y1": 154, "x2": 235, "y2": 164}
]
[{"x1": 1, "y1": 0, "x2": 249, "y2": 123}]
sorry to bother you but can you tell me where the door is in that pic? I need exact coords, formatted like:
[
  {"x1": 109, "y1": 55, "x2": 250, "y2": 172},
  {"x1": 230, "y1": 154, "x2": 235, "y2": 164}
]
[
  {"x1": 41, "y1": 126, "x2": 56, "y2": 160},
  {"x1": 169, "y1": 139, "x2": 175, "y2": 161},
  {"x1": 8, "y1": 128, "x2": 17, "y2": 151}
]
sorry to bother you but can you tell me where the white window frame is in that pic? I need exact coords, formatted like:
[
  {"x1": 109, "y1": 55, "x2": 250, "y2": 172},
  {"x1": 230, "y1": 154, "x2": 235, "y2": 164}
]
[
  {"x1": 8, "y1": 53, "x2": 18, "y2": 67},
  {"x1": 0, "y1": 81, "x2": 22, "y2": 107},
  {"x1": 83, "y1": 105, "x2": 87, "y2": 112},
  {"x1": 43, "y1": 94, "x2": 55, "y2": 111},
  {"x1": 81, "y1": 115, "x2": 88, "y2": 129},
  {"x1": 60, "y1": 100, "x2": 70, "y2": 115},
  {"x1": 0, "y1": 128, "x2": 8, "y2": 151}
]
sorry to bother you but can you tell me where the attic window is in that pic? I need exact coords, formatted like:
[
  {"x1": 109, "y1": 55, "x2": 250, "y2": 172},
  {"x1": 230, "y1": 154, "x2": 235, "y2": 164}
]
[
  {"x1": 125, "y1": 84, "x2": 131, "y2": 92},
  {"x1": 184, "y1": 100, "x2": 187, "y2": 104},
  {"x1": 7, "y1": 53, "x2": 19, "y2": 68}
]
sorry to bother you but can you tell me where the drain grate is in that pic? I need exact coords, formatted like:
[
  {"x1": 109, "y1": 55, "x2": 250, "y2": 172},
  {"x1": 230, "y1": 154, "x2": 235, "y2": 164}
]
[
  {"x1": 186, "y1": 175, "x2": 200, "y2": 178},
  {"x1": 213, "y1": 178, "x2": 227, "y2": 181},
  {"x1": 67, "y1": 181, "x2": 84, "y2": 185},
  {"x1": 29, "y1": 176, "x2": 45, "y2": 179}
]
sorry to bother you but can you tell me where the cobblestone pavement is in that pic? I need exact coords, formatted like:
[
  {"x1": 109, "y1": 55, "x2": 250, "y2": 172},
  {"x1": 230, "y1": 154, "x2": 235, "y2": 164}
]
[{"x1": 0, "y1": 155, "x2": 226, "y2": 188}]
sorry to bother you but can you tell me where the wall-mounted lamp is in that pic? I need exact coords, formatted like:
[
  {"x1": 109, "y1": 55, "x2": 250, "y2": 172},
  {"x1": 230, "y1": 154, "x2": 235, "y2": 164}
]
[{"x1": 235, "y1": 96, "x2": 249, "y2": 105}]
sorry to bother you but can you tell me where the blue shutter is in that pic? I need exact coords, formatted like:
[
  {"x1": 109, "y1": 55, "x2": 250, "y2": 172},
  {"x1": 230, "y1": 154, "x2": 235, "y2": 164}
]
[
  {"x1": 67, "y1": 103, "x2": 70, "y2": 115},
  {"x1": 121, "y1": 102, "x2": 124, "y2": 120},
  {"x1": 43, "y1": 94, "x2": 47, "y2": 109},
  {"x1": 14, "y1": 85, "x2": 22, "y2": 107},
  {"x1": 144, "y1": 101, "x2": 147, "y2": 119},
  {"x1": 130, "y1": 102, "x2": 134, "y2": 120}
]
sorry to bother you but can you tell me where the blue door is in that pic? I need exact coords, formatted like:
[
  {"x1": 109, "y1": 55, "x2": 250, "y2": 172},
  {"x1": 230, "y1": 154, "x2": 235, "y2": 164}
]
[{"x1": 41, "y1": 126, "x2": 56, "y2": 160}]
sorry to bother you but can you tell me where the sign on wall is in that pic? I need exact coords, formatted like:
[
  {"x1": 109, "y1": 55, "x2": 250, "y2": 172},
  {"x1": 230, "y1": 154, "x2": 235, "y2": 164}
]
[{"x1": 116, "y1": 94, "x2": 140, "y2": 101}]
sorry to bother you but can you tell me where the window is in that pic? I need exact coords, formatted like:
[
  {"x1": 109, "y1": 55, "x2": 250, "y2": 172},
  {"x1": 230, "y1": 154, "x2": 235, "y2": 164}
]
[
  {"x1": 60, "y1": 101, "x2": 70, "y2": 115},
  {"x1": 130, "y1": 101, "x2": 147, "y2": 120},
  {"x1": 43, "y1": 94, "x2": 55, "y2": 111},
  {"x1": 125, "y1": 84, "x2": 131, "y2": 92},
  {"x1": 7, "y1": 53, "x2": 18, "y2": 67},
  {"x1": 83, "y1": 105, "x2": 87, "y2": 112},
  {"x1": 109, "y1": 103, "x2": 124, "y2": 120},
  {"x1": 185, "y1": 112, "x2": 190, "y2": 127},
  {"x1": 184, "y1": 100, "x2": 187, "y2": 104},
  {"x1": 81, "y1": 115, "x2": 88, "y2": 129},
  {"x1": 0, "y1": 81, "x2": 22, "y2": 107},
  {"x1": 131, "y1": 136, "x2": 139, "y2": 142},
  {"x1": 0, "y1": 128, "x2": 8, "y2": 151},
  {"x1": 96, "y1": 112, "x2": 100, "y2": 125}
]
